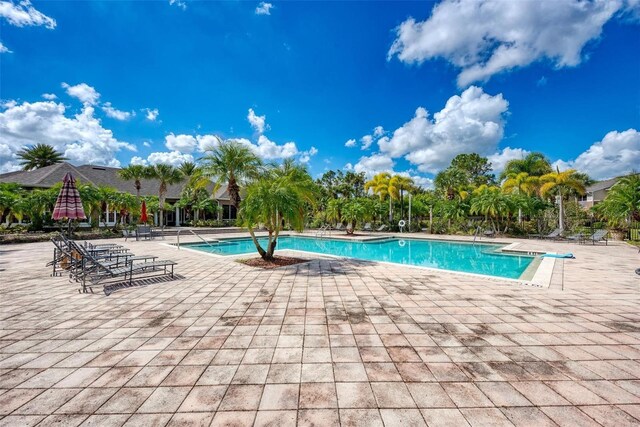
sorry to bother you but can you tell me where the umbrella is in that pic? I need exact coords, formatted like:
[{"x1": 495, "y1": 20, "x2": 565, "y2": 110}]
[
  {"x1": 140, "y1": 200, "x2": 148, "y2": 223},
  {"x1": 52, "y1": 172, "x2": 86, "y2": 234}
]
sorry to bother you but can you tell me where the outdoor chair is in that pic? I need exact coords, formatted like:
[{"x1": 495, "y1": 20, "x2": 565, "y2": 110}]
[
  {"x1": 376, "y1": 224, "x2": 387, "y2": 232},
  {"x1": 566, "y1": 233, "x2": 584, "y2": 243},
  {"x1": 484, "y1": 229, "x2": 495, "y2": 238},
  {"x1": 584, "y1": 229, "x2": 608, "y2": 245},
  {"x1": 334, "y1": 223, "x2": 344, "y2": 231},
  {"x1": 136, "y1": 225, "x2": 153, "y2": 241},
  {"x1": 530, "y1": 228, "x2": 561, "y2": 240},
  {"x1": 362, "y1": 223, "x2": 372, "y2": 232}
]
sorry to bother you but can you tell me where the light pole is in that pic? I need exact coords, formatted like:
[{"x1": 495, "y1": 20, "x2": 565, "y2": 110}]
[{"x1": 408, "y1": 192, "x2": 412, "y2": 231}]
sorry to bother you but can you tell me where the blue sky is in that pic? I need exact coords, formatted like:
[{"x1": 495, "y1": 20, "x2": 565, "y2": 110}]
[{"x1": 1, "y1": 0, "x2": 639, "y2": 182}]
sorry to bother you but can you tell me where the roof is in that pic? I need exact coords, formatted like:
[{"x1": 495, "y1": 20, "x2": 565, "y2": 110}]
[
  {"x1": 586, "y1": 177, "x2": 619, "y2": 193},
  {"x1": 0, "y1": 162, "x2": 218, "y2": 201}
]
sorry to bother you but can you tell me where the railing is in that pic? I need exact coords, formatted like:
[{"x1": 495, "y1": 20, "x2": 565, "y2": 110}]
[
  {"x1": 472, "y1": 226, "x2": 481, "y2": 244},
  {"x1": 316, "y1": 224, "x2": 330, "y2": 239},
  {"x1": 176, "y1": 228, "x2": 218, "y2": 250}
]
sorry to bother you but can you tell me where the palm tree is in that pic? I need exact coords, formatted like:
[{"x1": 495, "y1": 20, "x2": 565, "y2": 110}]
[
  {"x1": 17, "y1": 144, "x2": 67, "y2": 171},
  {"x1": 117, "y1": 165, "x2": 149, "y2": 199},
  {"x1": 539, "y1": 168, "x2": 586, "y2": 232},
  {"x1": 200, "y1": 138, "x2": 262, "y2": 210},
  {"x1": 470, "y1": 186, "x2": 511, "y2": 233},
  {"x1": 434, "y1": 168, "x2": 468, "y2": 200},
  {"x1": 240, "y1": 162, "x2": 317, "y2": 261},
  {"x1": 502, "y1": 172, "x2": 540, "y2": 224},
  {"x1": 145, "y1": 164, "x2": 184, "y2": 226},
  {"x1": 593, "y1": 174, "x2": 640, "y2": 229},
  {"x1": 365, "y1": 173, "x2": 392, "y2": 221},
  {"x1": 389, "y1": 175, "x2": 414, "y2": 219},
  {"x1": 500, "y1": 152, "x2": 552, "y2": 180}
]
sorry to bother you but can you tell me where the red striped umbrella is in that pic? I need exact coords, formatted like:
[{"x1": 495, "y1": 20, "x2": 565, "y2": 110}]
[
  {"x1": 140, "y1": 200, "x2": 148, "y2": 223},
  {"x1": 52, "y1": 173, "x2": 86, "y2": 220}
]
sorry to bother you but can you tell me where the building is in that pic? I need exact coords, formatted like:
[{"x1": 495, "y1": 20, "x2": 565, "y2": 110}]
[
  {"x1": 578, "y1": 177, "x2": 619, "y2": 209},
  {"x1": 0, "y1": 162, "x2": 237, "y2": 226}
]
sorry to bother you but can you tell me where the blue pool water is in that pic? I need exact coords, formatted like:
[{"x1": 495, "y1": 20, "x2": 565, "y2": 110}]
[{"x1": 183, "y1": 236, "x2": 534, "y2": 279}]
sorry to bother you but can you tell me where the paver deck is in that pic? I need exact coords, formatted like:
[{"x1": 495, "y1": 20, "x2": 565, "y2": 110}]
[{"x1": 0, "y1": 233, "x2": 639, "y2": 426}]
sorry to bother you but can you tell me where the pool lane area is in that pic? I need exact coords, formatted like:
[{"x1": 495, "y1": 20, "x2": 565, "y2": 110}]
[{"x1": 182, "y1": 235, "x2": 536, "y2": 280}]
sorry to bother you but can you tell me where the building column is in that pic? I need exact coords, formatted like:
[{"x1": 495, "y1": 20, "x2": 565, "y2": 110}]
[
  {"x1": 154, "y1": 212, "x2": 158, "y2": 226},
  {"x1": 175, "y1": 206, "x2": 180, "y2": 227}
]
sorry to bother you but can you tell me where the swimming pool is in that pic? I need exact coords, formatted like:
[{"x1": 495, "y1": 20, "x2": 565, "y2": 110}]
[{"x1": 182, "y1": 236, "x2": 535, "y2": 280}]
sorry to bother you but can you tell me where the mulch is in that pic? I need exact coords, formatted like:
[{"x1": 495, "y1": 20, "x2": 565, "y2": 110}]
[{"x1": 238, "y1": 256, "x2": 309, "y2": 269}]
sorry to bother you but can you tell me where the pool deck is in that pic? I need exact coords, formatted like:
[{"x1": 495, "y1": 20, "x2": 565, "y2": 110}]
[{"x1": 0, "y1": 232, "x2": 639, "y2": 426}]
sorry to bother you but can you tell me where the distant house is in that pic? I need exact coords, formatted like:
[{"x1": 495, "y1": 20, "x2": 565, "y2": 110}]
[
  {"x1": 578, "y1": 177, "x2": 620, "y2": 209},
  {"x1": 0, "y1": 162, "x2": 237, "y2": 226}
]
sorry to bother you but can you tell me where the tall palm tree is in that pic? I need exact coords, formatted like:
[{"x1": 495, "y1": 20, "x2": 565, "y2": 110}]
[
  {"x1": 470, "y1": 186, "x2": 511, "y2": 232},
  {"x1": 434, "y1": 168, "x2": 468, "y2": 200},
  {"x1": 502, "y1": 172, "x2": 540, "y2": 224},
  {"x1": 500, "y1": 152, "x2": 552, "y2": 180},
  {"x1": 240, "y1": 162, "x2": 317, "y2": 261},
  {"x1": 365, "y1": 173, "x2": 392, "y2": 221},
  {"x1": 540, "y1": 168, "x2": 586, "y2": 231},
  {"x1": 200, "y1": 138, "x2": 262, "y2": 210},
  {"x1": 145, "y1": 164, "x2": 184, "y2": 226},
  {"x1": 117, "y1": 165, "x2": 149, "y2": 199},
  {"x1": 17, "y1": 144, "x2": 67, "y2": 171},
  {"x1": 389, "y1": 175, "x2": 414, "y2": 219}
]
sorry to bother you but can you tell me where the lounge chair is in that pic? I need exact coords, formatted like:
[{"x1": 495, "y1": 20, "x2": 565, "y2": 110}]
[
  {"x1": 136, "y1": 225, "x2": 153, "y2": 241},
  {"x1": 334, "y1": 223, "x2": 344, "y2": 231},
  {"x1": 584, "y1": 229, "x2": 608, "y2": 245},
  {"x1": 484, "y1": 229, "x2": 495, "y2": 238},
  {"x1": 376, "y1": 224, "x2": 387, "y2": 232},
  {"x1": 362, "y1": 223, "x2": 372, "y2": 232}
]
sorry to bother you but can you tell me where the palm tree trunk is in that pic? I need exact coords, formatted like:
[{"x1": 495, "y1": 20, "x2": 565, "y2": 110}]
[
  {"x1": 388, "y1": 197, "x2": 393, "y2": 222},
  {"x1": 228, "y1": 176, "x2": 241, "y2": 209},
  {"x1": 247, "y1": 227, "x2": 267, "y2": 258},
  {"x1": 429, "y1": 206, "x2": 433, "y2": 233},
  {"x1": 558, "y1": 191, "x2": 564, "y2": 232}
]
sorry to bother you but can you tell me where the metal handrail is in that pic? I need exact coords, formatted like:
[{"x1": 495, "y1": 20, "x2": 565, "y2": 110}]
[
  {"x1": 472, "y1": 226, "x2": 481, "y2": 244},
  {"x1": 176, "y1": 228, "x2": 217, "y2": 250}
]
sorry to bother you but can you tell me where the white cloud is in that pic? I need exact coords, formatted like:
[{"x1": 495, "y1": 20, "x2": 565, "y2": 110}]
[
  {"x1": 0, "y1": 100, "x2": 135, "y2": 172},
  {"x1": 255, "y1": 2, "x2": 273, "y2": 15},
  {"x1": 247, "y1": 108, "x2": 267, "y2": 133},
  {"x1": 165, "y1": 133, "x2": 197, "y2": 153},
  {"x1": 353, "y1": 153, "x2": 395, "y2": 177},
  {"x1": 101, "y1": 102, "x2": 134, "y2": 121},
  {"x1": 62, "y1": 82, "x2": 100, "y2": 106},
  {"x1": 361, "y1": 135, "x2": 373, "y2": 150},
  {"x1": 388, "y1": 0, "x2": 634, "y2": 87},
  {"x1": 344, "y1": 162, "x2": 353, "y2": 171},
  {"x1": 169, "y1": 0, "x2": 186, "y2": 10},
  {"x1": 130, "y1": 156, "x2": 147, "y2": 166},
  {"x1": 345, "y1": 138, "x2": 357, "y2": 148},
  {"x1": 488, "y1": 147, "x2": 531, "y2": 176},
  {"x1": 0, "y1": 42, "x2": 11, "y2": 53},
  {"x1": 255, "y1": 134, "x2": 298, "y2": 159},
  {"x1": 298, "y1": 146, "x2": 318, "y2": 164},
  {"x1": 554, "y1": 129, "x2": 640, "y2": 180},
  {"x1": 0, "y1": 0, "x2": 56, "y2": 29},
  {"x1": 143, "y1": 141, "x2": 151, "y2": 148},
  {"x1": 195, "y1": 134, "x2": 221, "y2": 152},
  {"x1": 373, "y1": 126, "x2": 385, "y2": 137},
  {"x1": 143, "y1": 108, "x2": 159, "y2": 121},
  {"x1": 42, "y1": 93, "x2": 57, "y2": 100},
  {"x1": 147, "y1": 151, "x2": 194, "y2": 166},
  {"x1": 378, "y1": 86, "x2": 508, "y2": 174}
]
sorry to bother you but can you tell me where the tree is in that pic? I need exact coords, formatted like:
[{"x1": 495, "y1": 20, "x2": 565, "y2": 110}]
[
  {"x1": 145, "y1": 164, "x2": 184, "y2": 226},
  {"x1": 470, "y1": 185, "x2": 512, "y2": 233},
  {"x1": 17, "y1": 144, "x2": 67, "y2": 171},
  {"x1": 502, "y1": 172, "x2": 540, "y2": 223},
  {"x1": 450, "y1": 153, "x2": 495, "y2": 187},
  {"x1": 539, "y1": 168, "x2": 586, "y2": 231},
  {"x1": 342, "y1": 198, "x2": 372, "y2": 233},
  {"x1": 593, "y1": 174, "x2": 640, "y2": 229},
  {"x1": 389, "y1": 175, "x2": 414, "y2": 219},
  {"x1": 365, "y1": 173, "x2": 392, "y2": 221},
  {"x1": 240, "y1": 161, "x2": 317, "y2": 261},
  {"x1": 500, "y1": 152, "x2": 552, "y2": 180},
  {"x1": 415, "y1": 191, "x2": 439, "y2": 233},
  {"x1": 434, "y1": 168, "x2": 469, "y2": 200},
  {"x1": 200, "y1": 138, "x2": 262, "y2": 210},
  {"x1": 118, "y1": 165, "x2": 149, "y2": 199}
]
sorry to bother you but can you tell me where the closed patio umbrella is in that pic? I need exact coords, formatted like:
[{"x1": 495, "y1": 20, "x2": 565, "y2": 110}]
[
  {"x1": 140, "y1": 200, "x2": 148, "y2": 223},
  {"x1": 52, "y1": 172, "x2": 86, "y2": 234}
]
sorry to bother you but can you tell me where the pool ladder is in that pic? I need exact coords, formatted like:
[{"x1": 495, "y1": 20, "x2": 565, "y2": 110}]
[
  {"x1": 176, "y1": 228, "x2": 218, "y2": 250},
  {"x1": 316, "y1": 224, "x2": 330, "y2": 239}
]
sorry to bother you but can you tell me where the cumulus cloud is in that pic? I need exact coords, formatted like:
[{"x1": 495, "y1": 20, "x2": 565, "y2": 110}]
[
  {"x1": 255, "y1": 2, "x2": 273, "y2": 15},
  {"x1": 361, "y1": 135, "x2": 373, "y2": 150},
  {"x1": 378, "y1": 86, "x2": 508, "y2": 173},
  {"x1": 148, "y1": 151, "x2": 194, "y2": 166},
  {"x1": 143, "y1": 108, "x2": 159, "y2": 121},
  {"x1": 0, "y1": 0, "x2": 56, "y2": 29},
  {"x1": 101, "y1": 102, "x2": 134, "y2": 121},
  {"x1": 169, "y1": 0, "x2": 187, "y2": 10},
  {"x1": 388, "y1": 0, "x2": 635, "y2": 87},
  {"x1": 255, "y1": 134, "x2": 298, "y2": 159},
  {"x1": 554, "y1": 129, "x2": 640, "y2": 180},
  {"x1": 62, "y1": 82, "x2": 100, "y2": 106},
  {"x1": 0, "y1": 42, "x2": 11, "y2": 53},
  {"x1": 42, "y1": 93, "x2": 57, "y2": 100},
  {"x1": 165, "y1": 133, "x2": 197, "y2": 153},
  {"x1": 373, "y1": 126, "x2": 385, "y2": 137},
  {"x1": 353, "y1": 153, "x2": 395, "y2": 177},
  {"x1": 0, "y1": 100, "x2": 135, "y2": 172},
  {"x1": 345, "y1": 138, "x2": 357, "y2": 148},
  {"x1": 488, "y1": 147, "x2": 531, "y2": 176},
  {"x1": 299, "y1": 146, "x2": 318, "y2": 164},
  {"x1": 247, "y1": 108, "x2": 267, "y2": 133}
]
